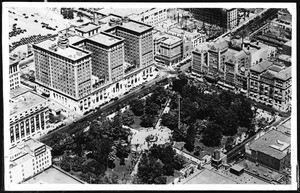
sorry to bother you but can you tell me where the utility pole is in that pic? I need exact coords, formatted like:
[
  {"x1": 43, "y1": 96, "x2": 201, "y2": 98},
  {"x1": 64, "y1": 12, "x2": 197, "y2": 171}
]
[{"x1": 178, "y1": 95, "x2": 181, "y2": 130}]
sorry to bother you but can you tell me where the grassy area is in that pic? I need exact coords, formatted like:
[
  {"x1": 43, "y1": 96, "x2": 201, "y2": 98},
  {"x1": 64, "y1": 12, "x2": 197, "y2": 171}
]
[{"x1": 130, "y1": 116, "x2": 142, "y2": 129}]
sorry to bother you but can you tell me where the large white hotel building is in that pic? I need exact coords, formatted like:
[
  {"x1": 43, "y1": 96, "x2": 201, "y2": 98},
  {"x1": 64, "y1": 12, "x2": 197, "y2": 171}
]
[{"x1": 33, "y1": 13, "x2": 157, "y2": 115}]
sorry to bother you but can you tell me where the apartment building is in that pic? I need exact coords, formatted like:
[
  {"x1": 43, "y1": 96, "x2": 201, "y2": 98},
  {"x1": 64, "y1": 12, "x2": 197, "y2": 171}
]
[
  {"x1": 188, "y1": 8, "x2": 238, "y2": 30},
  {"x1": 9, "y1": 58, "x2": 20, "y2": 90},
  {"x1": 33, "y1": 33, "x2": 93, "y2": 112},
  {"x1": 248, "y1": 61, "x2": 291, "y2": 112},
  {"x1": 9, "y1": 88, "x2": 50, "y2": 147},
  {"x1": 245, "y1": 129, "x2": 290, "y2": 171},
  {"x1": 9, "y1": 138, "x2": 52, "y2": 184}
]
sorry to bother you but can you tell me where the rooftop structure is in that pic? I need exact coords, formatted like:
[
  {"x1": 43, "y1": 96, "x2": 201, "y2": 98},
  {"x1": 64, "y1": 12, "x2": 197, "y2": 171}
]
[
  {"x1": 249, "y1": 129, "x2": 290, "y2": 160},
  {"x1": 161, "y1": 34, "x2": 181, "y2": 45},
  {"x1": 10, "y1": 91, "x2": 48, "y2": 116}
]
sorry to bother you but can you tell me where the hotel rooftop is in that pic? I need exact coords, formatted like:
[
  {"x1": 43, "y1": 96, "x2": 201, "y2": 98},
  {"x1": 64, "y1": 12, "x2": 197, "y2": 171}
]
[
  {"x1": 34, "y1": 39, "x2": 90, "y2": 61},
  {"x1": 10, "y1": 91, "x2": 47, "y2": 115},
  {"x1": 88, "y1": 32, "x2": 123, "y2": 47}
]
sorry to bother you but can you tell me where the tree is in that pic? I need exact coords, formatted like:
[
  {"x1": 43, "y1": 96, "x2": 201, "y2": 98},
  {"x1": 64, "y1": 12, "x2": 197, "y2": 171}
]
[
  {"x1": 129, "y1": 98, "x2": 145, "y2": 116},
  {"x1": 172, "y1": 73, "x2": 188, "y2": 93},
  {"x1": 149, "y1": 85, "x2": 169, "y2": 106},
  {"x1": 184, "y1": 125, "x2": 196, "y2": 152},
  {"x1": 137, "y1": 153, "x2": 165, "y2": 184},
  {"x1": 201, "y1": 122, "x2": 223, "y2": 147},
  {"x1": 144, "y1": 100, "x2": 160, "y2": 116},
  {"x1": 121, "y1": 109, "x2": 135, "y2": 126},
  {"x1": 93, "y1": 138, "x2": 113, "y2": 169},
  {"x1": 140, "y1": 114, "x2": 155, "y2": 128},
  {"x1": 48, "y1": 132, "x2": 74, "y2": 156},
  {"x1": 60, "y1": 155, "x2": 72, "y2": 172},
  {"x1": 161, "y1": 112, "x2": 178, "y2": 130},
  {"x1": 225, "y1": 136, "x2": 235, "y2": 152},
  {"x1": 71, "y1": 155, "x2": 85, "y2": 172}
]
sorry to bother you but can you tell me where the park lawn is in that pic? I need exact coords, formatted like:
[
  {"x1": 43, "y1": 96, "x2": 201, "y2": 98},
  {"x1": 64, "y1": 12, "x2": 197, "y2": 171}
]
[{"x1": 130, "y1": 116, "x2": 142, "y2": 129}]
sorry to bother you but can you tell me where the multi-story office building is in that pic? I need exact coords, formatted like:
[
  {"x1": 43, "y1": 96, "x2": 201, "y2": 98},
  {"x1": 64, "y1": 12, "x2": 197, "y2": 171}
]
[
  {"x1": 188, "y1": 8, "x2": 238, "y2": 30},
  {"x1": 9, "y1": 88, "x2": 50, "y2": 147},
  {"x1": 248, "y1": 61, "x2": 291, "y2": 112},
  {"x1": 9, "y1": 138, "x2": 52, "y2": 184},
  {"x1": 73, "y1": 32, "x2": 124, "y2": 84},
  {"x1": 33, "y1": 33, "x2": 93, "y2": 112},
  {"x1": 245, "y1": 129, "x2": 290, "y2": 171},
  {"x1": 154, "y1": 33, "x2": 183, "y2": 65},
  {"x1": 9, "y1": 58, "x2": 20, "y2": 90}
]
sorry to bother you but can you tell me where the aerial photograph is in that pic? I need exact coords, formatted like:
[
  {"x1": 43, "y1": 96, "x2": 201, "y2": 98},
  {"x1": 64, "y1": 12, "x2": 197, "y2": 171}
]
[{"x1": 3, "y1": 2, "x2": 296, "y2": 191}]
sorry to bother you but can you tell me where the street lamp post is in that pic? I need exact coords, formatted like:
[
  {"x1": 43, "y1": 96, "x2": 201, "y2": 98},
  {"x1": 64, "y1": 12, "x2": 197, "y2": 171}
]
[{"x1": 178, "y1": 95, "x2": 181, "y2": 130}]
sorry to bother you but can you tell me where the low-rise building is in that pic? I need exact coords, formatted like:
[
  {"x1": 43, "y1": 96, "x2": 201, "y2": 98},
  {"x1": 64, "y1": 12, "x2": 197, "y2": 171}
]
[
  {"x1": 245, "y1": 129, "x2": 290, "y2": 171},
  {"x1": 154, "y1": 32, "x2": 182, "y2": 65},
  {"x1": 75, "y1": 22, "x2": 101, "y2": 38},
  {"x1": 9, "y1": 88, "x2": 50, "y2": 147},
  {"x1": 9, "y1": 138, "x2": 52, "y2": 184}
]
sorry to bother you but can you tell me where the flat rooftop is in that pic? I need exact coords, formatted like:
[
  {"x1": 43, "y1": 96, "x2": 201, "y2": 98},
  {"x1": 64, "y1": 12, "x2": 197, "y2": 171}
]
[
  {"x1": 121, "y1": 19, "x2": 153, "y2": 33},
  {"x1": 35, "y1": 39, "x2": 90, "y2": 61},
  {"x1": 10, "y1": 91, "x2": 47, "y2": 115},
  {"x1": 88, "y1": 32, "x2": 123, "y2": 47},
  {"x1": 10, "y1": 85, "x2": 32, "y2": 99},
  {"x1": 23, "y1": 166, "x2": 85, "y2": 184},
  {"x1": 250, "y1": 60, "x2": 273, "y2": 73},
  {"x1": 274, "y1": 66, "x2": 291, "y2": 80},
  {"x1": 249, "y1": 129, "x2": 290, "y2": 160},
  {"x1": 161, "y1": 34, "x2": 182, "y2": 45},
  {"x1": 183, "y1": 169, "x2": 237, "y2": 184},
  {"x1": 276, "y1": 117, "x2": 291, "y2": 135},
  {"x1": 75, "y1": 22, "x2": 100, "y2": 33}
]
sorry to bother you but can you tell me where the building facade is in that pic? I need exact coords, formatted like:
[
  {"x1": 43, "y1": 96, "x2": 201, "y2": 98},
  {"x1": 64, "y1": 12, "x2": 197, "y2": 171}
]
[
  {"x1": 248, "y1": 61, "x2": 291, "y2": 112},
  {"x1": 9, "y1": 89, "x2": 50, "y2": 147},
  {"x1": 9, "y1": 138, "x2": 52, "y2": 184},
  {"x1": 188, "y1": 8, "x2": 238, "y2": 30},
  {"x1": 9, "y1": 59, "x2": 20, "y2": 90}
]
